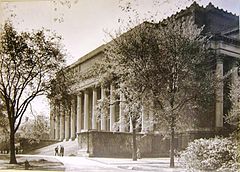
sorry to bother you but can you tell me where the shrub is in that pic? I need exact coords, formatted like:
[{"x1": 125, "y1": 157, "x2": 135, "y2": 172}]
[{"x1": 179, "y1": 137, "x2": 239, "y2": 171}]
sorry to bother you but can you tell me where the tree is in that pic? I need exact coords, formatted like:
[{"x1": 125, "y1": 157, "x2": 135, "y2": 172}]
[
  {"x1": 0, "y1": 97, "x2": 9, "y2": 151},
  {"x1": 92, "y1": 16, "x2": 214, "y2": 166},
  {"x1": 226, "y1": 75, "x2": 240, "y2": 141},
  {"x1": 18, "y1": 114, "x2": 50, "y2": 145},
  {"x1": 150, "y1": 18, "x2": 214, "y2": 167},
  {"x1": 0, "y1": 22, "x2": 65, "y2": 164}
]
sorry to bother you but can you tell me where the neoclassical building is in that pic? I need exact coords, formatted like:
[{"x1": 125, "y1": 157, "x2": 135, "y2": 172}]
[{"x1": 49, "y1": 2, "x2": 240, "y2": 157}]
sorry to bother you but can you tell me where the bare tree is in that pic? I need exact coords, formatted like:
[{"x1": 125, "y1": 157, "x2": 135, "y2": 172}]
[{"x1": 0, "y1": 22, "x2": 65, "y2": 164}]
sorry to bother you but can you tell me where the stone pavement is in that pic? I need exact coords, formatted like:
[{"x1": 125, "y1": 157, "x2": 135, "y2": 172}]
[
  {"x1": 89, "y1": 157, "x2": 184, "y2": 172},
  {"x1": 0, "y1": 154, "x2": 185, "y2": 172}
]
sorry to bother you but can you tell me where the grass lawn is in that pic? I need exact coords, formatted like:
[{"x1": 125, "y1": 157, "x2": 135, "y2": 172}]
[{"x1": 0, "y1": 154, "x2": 64, "y2": 171}]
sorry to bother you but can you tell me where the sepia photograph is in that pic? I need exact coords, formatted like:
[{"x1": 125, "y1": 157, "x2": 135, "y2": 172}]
[{"x1": 0, "y1": 0, "x2": 239, "y2": 171}]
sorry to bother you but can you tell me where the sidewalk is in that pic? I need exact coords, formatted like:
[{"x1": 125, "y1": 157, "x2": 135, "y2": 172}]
[
  {"x1": 90, "y1": 157, "x2": 184, "y2": 172},
  {"x1": 0, "y1": 154, "x2": 185, "y2": 172}
]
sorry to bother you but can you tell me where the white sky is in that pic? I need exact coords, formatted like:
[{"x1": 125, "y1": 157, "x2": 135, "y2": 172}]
[
  {"x1": 0, "y1": 0, "x2": 239, "y2": 117},
  {"x1": 1, "y1": 0, "x2": 239, "y2": 64}
]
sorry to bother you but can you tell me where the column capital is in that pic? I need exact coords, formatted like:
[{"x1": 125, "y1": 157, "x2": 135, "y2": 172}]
[
  {"x1": 70, "y1": 94, "x2": 77, "y2": 99},
  {"x1": 216, "y1": 56, "x2": 223, "y2": 64},
  {"x1": 91, "y1": 84, "x2": 99, "y2": 89},
  {"x1": 76, "y1": 91, "x2": 83, "y2": 96},
  {"x1": 233, "y1": 60, "x2": 239, "y2": 67},
  {"x1": 84, "y1": 88, "x2": 89, "y2": 94}
]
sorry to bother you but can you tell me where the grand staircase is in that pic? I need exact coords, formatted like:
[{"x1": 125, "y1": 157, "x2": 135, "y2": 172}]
[{"x1": 29, "y1": 139, "x2": 79, "y2": 156}]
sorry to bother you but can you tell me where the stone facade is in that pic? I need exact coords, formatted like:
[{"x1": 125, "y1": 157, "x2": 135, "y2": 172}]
[{"x1": 49, "y1": 2, "x2": 240, "y2": 157}]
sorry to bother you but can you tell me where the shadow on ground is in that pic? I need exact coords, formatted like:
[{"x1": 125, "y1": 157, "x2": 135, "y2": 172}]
[{"x1": 0, "y1": 154, "x2": 65, "y2": 171}]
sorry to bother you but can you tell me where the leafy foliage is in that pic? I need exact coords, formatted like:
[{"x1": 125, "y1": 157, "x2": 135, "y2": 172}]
[
  {"x1": 226, "y1": 77, "x2": 240, "y2": 130},
  {"x1": 179, "y1": 137, "x2": 239, "y2": 171},
  {"x1": 97, "y1": 16, "x2": 214, "y2": 130},
  {"x1": 18, "y1": 115, "x2": 50, "y2": 145},
  {"x1": 88, "y1": 16, "x2": 214, "y2": 164},
  {"x1": 0, "y1": 21, "x2": 66, "y2": 163},
  {"x1": 0, "y1": 97, "x2": 9, "y2": 150}
]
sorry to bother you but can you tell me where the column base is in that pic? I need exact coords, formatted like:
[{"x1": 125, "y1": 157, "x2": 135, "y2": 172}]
[
  {"x1": 71, "y1": 137, "x2": 77, "y2": 141},
  {"x1": 64, "y1": 138, "x2": 70, "y2": 142}
]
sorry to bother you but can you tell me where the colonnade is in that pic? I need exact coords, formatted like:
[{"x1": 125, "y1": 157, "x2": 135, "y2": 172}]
[
  {"x1": 50, "y1": 85, "x2": 154, "y2": 141},
  {"x1": 215, "y1": 56, "x2": 239, "y2": 128},
  {"x1": 49, "y1": 55, "x2": 239, "y2": 140}
]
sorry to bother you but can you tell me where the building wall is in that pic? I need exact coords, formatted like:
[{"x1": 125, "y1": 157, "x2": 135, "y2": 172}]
[
  {"x1": 77, "y1": 130, "x2": 220, "y2": 158},
  {"x1": 50, "y1": 2, "x2": 240, "y2": 158},
  {"x1": 78, "y1": 131, "x2": 168, "y2": 157}
]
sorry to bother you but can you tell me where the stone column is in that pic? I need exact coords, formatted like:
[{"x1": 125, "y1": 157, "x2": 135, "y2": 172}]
[
  {"x1": 49, "y1": 101, "x2": 55, "y2": 139},
  {"x1": 59, "y1": 104, "x2": 65, "y2": 141},
  {"x1": 231, "y1": 61, "x2": 239, "y2": 113},
  {"x1": 141, "y1": 105, "x2": 147, "y2": 133},
  {"x1": 65, "y1": 109, "x2": 70, "y2": 141},
  {"x1": 92, "y1": 88, "x2": 98, "y2": 130},
  {"x1": 149, "y1": 110, "x2": 154, "y2": 132},
  {"x1": 77, "y1": 93, "x2": 82, "y2": 134},
  {"x1": 129, "y1": 117, "x2": 133, "y2": 132},
  {"x1": 232, "y1": 61, "x2": 238, "y2": 85},
  {"x1": 110, "y1": 84, "x2": 116, "y2": 131},
  {"x1": 84, "y1": 89, "x2": 89, "y2": 130},
  {"x1": 55, "y1": 104, "x2": 60, "y2": 140},
  {"x1": 119, "y1": 92, "x2": 127, "y2": 132},
  {"x1": 101, "y1": 86, "x2": 107, "y2": 131},
  {"x1": 215, "y1": 57, "x2": 223, "y2": 128},
  {"x1": 71, "y1": 96, "x2": 76, "y2": 140}
]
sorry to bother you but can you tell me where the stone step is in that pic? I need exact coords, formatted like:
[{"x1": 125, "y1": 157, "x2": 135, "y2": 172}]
[
  {"x1": 77, "y1": 149, "x2": 90, "y2": 157},
  {"x1": 30, "y1": 139, "x2": 79, "y2": 156}
]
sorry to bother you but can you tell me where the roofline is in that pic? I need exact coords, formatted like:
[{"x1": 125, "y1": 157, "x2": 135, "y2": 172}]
[
  {"x1": 221, "y1": 27, "x2": 239, "y2": 35},
  {"x1": 68, "y1": 2, "x2": 239, "y2": 68},
  {"x1": 68, "y1": 44, "x2": 106, "y2": 69}
]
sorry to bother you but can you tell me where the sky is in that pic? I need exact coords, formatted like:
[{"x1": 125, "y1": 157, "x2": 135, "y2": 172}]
[
  {"x1": 0, "y1": 0, "x2": 239, "y2": 117},
  {"x1": 1, "y1": 0, "x2": 239, "y2": 64}
]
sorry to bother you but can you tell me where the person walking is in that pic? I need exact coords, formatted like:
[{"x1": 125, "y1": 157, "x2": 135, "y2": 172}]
[
  {"x1": 54, "y1": 146, "x2": 58, "y2": 156},
  {"x1": 60, "y1": 145, "x2": 64, "y2": 156}
]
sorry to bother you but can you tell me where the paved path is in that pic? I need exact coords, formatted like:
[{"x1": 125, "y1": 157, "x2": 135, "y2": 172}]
[
  {"x1": 0, "y1": 154, "x2": 185, "y2": 172},
  {"x1": 55, "y1": 156, "x2": 124, "y2": 172},
  {"x1": 55, "y1": 156, "x2": 184, "y2": 172}
]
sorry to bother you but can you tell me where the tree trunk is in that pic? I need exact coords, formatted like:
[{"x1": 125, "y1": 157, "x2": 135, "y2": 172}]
[
  {"x1": 170, "y1": 117, "x2": 175, "y2": 168},
  {"x1": 132, "y1": 120, "x2": 137, "y2": 161},
  {"x1": 9, "y1": 127, "x2": 17, "y2": 164}
]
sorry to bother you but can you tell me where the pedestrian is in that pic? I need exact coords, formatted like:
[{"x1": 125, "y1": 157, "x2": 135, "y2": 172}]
[
  {"x1": 60, "y1": 145, "x2": 64, "y2": 157},
  {"x1": 54, "y1": 146, "x2": 58, "y2": 156}
]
